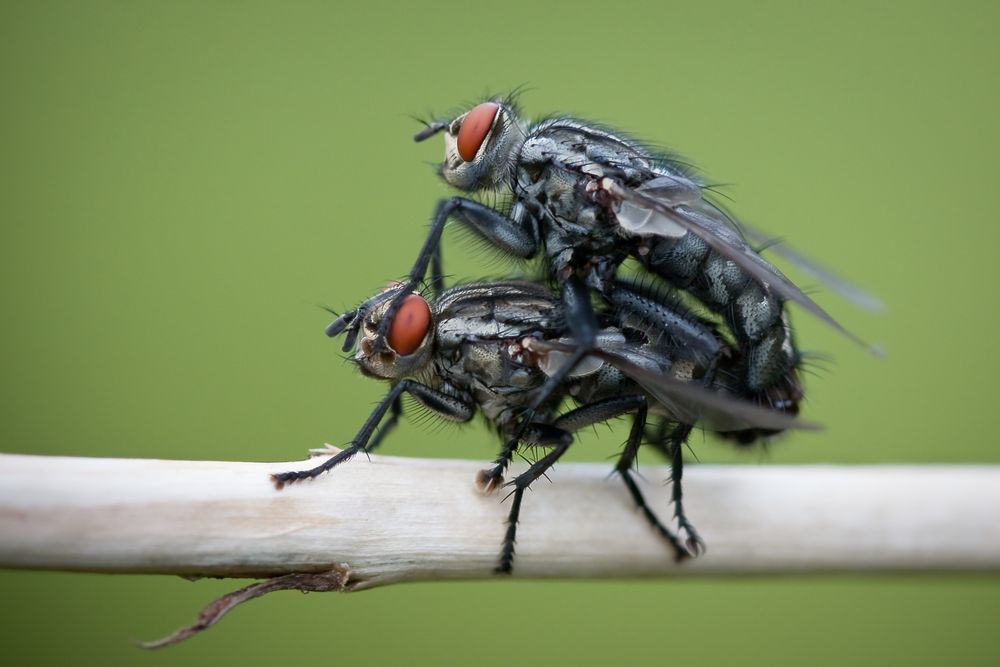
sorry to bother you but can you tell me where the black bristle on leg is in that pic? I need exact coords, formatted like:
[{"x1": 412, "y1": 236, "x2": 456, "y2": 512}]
[
  {"x1": 495, "y1": 433, "x2": 572, "y2": 574},
  {"x1": 615, "y1": 405, "x2": 690, "y2": 561},
  {"x1": 495, "y1": 487, "x2": 524, "y2": 575},
  {"x1": 270, "y1": 445, "x2": 363, "y2": 490},
  {"x1": 667, "y1": 424, "x2": 705, "y2": 555}
]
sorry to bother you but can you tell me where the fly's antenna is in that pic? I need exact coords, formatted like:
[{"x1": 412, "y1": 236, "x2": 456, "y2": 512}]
[
  {"x1": 324, "y1": 309, "x2": 356, "y2": 339},
  {"x1": 413, "y1": 118, "x2": 447, "y2": 142}
]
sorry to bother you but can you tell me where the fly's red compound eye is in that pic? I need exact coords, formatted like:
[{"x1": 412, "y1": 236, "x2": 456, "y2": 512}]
[
  {"x1": 456, "y1": 102, "x2": 499, "y2": 162},
  {"x1": 387, "y1": 294, "x2": 431, "y2": 356}
]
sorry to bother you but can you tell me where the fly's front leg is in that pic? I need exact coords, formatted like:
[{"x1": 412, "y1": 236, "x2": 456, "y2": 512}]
[
  {"x1": 366, "y1": 394, "x2": 404, "y2": 452},
  {"x1": 375, "y1": 197, "x2": 539, "y2": 350},
  {"x1": 270, "y1": 382, "x2": 411, "y2": 489},
  {"x1": 271, "y1": 380, "x2": 473, "y2": 489},
  {"x1": 312, "y1": 393, "x2": 407, "y2": 458},
  {"x1": 430, "y1": 243, "x2": 444, "y2": 297}
]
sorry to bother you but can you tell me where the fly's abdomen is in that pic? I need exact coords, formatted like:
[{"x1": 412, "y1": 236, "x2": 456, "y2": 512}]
[{"x1": 641, "y1": 235, "x2": 801, "y2": 402}]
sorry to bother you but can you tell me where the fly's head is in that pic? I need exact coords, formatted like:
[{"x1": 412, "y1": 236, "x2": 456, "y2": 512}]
[
  {"x1": 355, "y1": 288, "x2": 435, "y2": 380},
  {"x1": 415, "y1": 99, "x2": 525, "y2": 192}
]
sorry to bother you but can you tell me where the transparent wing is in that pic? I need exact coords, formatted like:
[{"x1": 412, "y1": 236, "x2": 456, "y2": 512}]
[
  {"x1": 740, "y1": 225, "x2": 885, "y2": 313},
  {"x1": 604, "y1": 178, "x2": 881, "y2": 355}
]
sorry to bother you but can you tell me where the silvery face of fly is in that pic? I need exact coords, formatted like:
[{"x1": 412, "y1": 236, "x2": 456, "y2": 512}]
[
  {"x1": 274, "y1": 279, "x2": 816, "y2": 573},
  {"x1": 354, "y1": 287, "x2": 435, "y2": 381},
  {"x1": 437, "y1": 101, "x2": 526, "y2": 192}
]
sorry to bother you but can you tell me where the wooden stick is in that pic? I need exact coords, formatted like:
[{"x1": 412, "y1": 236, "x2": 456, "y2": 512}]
[{"x1": 2, "y1": 452, "x2": 998, "y2": 584}]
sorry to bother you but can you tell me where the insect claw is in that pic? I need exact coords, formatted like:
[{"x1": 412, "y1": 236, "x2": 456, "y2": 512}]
[
  {"x1": 476, "y1": 469, "x2": 504, "y2": 494},
  {"x1": 270, "y1": 474, "x2": 286, "y2": 491},
  {"x1": 685, "y1": 535, "x2": 706, "y2": 557}
]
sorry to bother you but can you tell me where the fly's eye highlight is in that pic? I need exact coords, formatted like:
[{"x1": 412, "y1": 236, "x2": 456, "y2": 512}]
[
  {"x1": 456, "y1": 102, "x2": 499, "y2": 162},
  {"x1": 387, "y1": 294, "x2": 431, "y2": 356}
]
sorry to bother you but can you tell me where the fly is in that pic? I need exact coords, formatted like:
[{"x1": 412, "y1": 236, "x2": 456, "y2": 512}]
[{"x1": 272, "y1": 281, "x2": 816, "y2": 573}]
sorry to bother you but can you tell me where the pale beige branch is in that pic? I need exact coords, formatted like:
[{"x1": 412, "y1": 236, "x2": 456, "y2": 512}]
[{"x1": 1, "y1": 452, "x2": 999, "y2": 587}]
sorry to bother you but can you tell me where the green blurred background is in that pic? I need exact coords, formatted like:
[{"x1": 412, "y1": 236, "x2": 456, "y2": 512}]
[{"x1": 1, "y1": 1, "x2": 998, "y2": 664}]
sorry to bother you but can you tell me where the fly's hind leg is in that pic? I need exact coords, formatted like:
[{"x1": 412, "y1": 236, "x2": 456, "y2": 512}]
[
  {"x1": 615, "y1": 410, "x2": 691, "y2": 562},
  {"x1": 648, "y1": 422, "x2": 705, "y2": 556}
]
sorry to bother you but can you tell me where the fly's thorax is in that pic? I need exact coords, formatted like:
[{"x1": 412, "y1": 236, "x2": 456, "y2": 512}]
[
  {"x1": 440, "y1": 101, "x2": 526, "y2": 192},
  {"x1": 518, "y1": 120, "x2": 654, "y2": 184},
  {"x1": 433, "y1": 281, "x2": 564, "y2": 347},
  {"x1": 355, "y1": 290, "x2": 435, "y2": 380}
]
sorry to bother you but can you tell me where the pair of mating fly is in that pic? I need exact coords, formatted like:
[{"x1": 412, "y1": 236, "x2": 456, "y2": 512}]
[{"x1": 272, "y1": 97, "x2": 877, "y2": 573}]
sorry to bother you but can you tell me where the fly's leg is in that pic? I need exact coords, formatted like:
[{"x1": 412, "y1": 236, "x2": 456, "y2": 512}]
[
  {"x1": 490, "y1": 276, "x2": 601, "y2": 495},
  {"x1": 495, "y1": 427, "x2": 573, "y2": 575},
  {"x1": 648, "y1": 423, "x2": 705, "y2": 555},
  {"x1": 496, "y1": 395, "x2": 680, "y2": 573},
  {"x1": 271, "y1": 380, "x2": 473, "y2": 489},
  {"x1": 644, "y1": 418, "x2": 670, "y2": 449},
  {"x1": 271, "y1": 383, "x2": 409, "y2": 489},
  {"x1": 497, "y1": 489, "x2": 525, "y2": 575},
  {"x1": 430, "y1": 243, "x2": 444, "y2": 297},
  {"x1": 670, "y1": 425, "x2": 705, "y2": 554},
  {"x1": 366, "y1": 394, "x2": 403, "y2": 452},
  {"x1": 310, "y1": 394, "x2": 404, "y2": 459},
  {"x1": 614, "y1": 404, "x2": 691, "y2": 562},
  {"x1": 478, "y1": 409, "x2": 584, "y2": 493},
  {"x1": 510, "y1": 276, "x2": 601, "y2": 439},
  {"x1": 374, "y1": 197, "x2": 538, "y2": 350},
  {"x1": 477, "y1": 437, "x2": 518, "y2": 494}
]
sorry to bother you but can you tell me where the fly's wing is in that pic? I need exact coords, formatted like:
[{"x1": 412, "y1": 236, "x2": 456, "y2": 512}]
[
  {"x1": 602, "y1": 177, "x2": 881, "y2": 355},
  {"x1": 740, "y1": 225, "x2": 885, "y2": 313},
  {"x1": 531, "y1": 340, "x2": 820, "y2": 433},
  {"x1": 618, "y1": 174, "x2": 884, "y2": 313}
]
